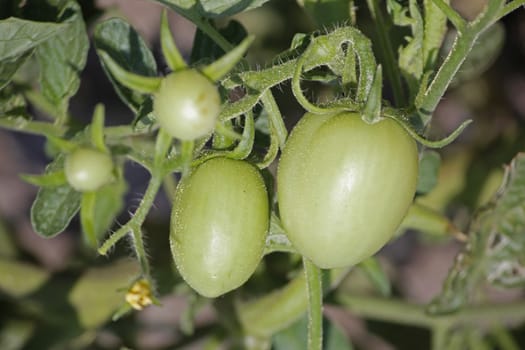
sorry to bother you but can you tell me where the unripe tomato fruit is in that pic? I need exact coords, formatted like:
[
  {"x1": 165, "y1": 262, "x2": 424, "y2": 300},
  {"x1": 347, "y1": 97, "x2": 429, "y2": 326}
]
[
  {"x1": 64, "y1": 148, "x2": 114, "y2": 192},
  {"x1": 277, "y1": 112, "x2": 418, "y2": 269},
  {"x1": 153, "y1": 69, "x2": 221, "y2": 140},
  {"x1": 170, "y1": 157, "x2": 269, "y2": 298}
]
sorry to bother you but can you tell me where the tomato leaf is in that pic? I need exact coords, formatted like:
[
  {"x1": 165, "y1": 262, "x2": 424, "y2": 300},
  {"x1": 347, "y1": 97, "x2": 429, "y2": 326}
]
[
  {"x1": 30, "y1": 156, "x2": 81, "y2": 238},
  {"x1": 299, "y1": 0, "x2": 353, "y2": 28},
  {"x1": 0, "y1": 320, "x2": 34, "y2": 350},
  {"x1": 387, "y1": 0, "x2": 424, "y2": 100},
  {"x1": 429, "y1": 153, "x2": 525, "y2": 314},
  {"x1": 190, "y1": 19, "x2": 247, "y2": 64},
  {"x1": 68, "y1": 259, "x2": 140, "y2": 329},
  {"x1": 0, "y1": 17, "x2": 66, "y2": 89},
  {"x1": 0, "y1": 258, "x2": 50, "y2": 298},
  {"x1": 80, "y1": 179, "x2": 127, "y2": 248},
  {"x1": 36, "y1": 1, "x2": 88, "y2": 114},
  {"x1": 20, "y1": 170, "x2": 67, "y2": 187},
  {"x1": 0, "y1": 51, "x2": 33, "y2": 91},
  {"x1": 0, "y1": 85, "x2": 26, "y2": 117},
  {"x1": 359, "y1": 257, "x2": 391, "y2": 297},
  {"x1": 153, "y1": 0, "x2": 271, "y2": 18},
  {"x1": 94, "y1": 18, "x2": 157, "y2": 116},
  {"x1": 422, "y1": 0, "x2": 449, "y2": 73},
  {"x1": 416, "y1": 150, "x2": 441, "y2": 194}
]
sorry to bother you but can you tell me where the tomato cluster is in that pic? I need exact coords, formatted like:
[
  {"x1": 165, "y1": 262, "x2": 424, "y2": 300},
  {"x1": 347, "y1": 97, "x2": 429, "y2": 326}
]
[{"x1": 168, "y1": 108, "x2": 418, "y2": 297}]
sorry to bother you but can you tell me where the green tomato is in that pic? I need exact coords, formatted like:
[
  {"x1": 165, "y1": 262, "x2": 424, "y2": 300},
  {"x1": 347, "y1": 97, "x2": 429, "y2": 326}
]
[
  {"x1": 153, "y1": 69, "x2": 221, "y2": 140},
  {"x1": 64, "y1": 148, "x2": 113, "y2": 192},
  {"x1": 171, "y1": 157, "x2": 269, "y2": 298},
  {"x1": 277, "y1": 112, "x2": 418, "y2": 268}
]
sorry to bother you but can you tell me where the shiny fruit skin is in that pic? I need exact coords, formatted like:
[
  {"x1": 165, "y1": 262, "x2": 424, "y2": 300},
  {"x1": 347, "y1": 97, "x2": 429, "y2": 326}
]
[
  {"x1": 277, "y1": 112, "x2": 418, "y2": 268},
  {"x1": 170, "y1": 157, "x2": 269, "y2": 297},
  {"x1": 153, "y1": 69, "x2": 221, "y2": 140},
  {"x1": 64, "y1": 148, "x2": 113, "y2": 192}
]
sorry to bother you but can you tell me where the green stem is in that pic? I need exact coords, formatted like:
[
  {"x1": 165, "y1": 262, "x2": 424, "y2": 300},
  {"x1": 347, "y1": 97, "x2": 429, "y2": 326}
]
[
  {"x1": 0, "y1": 117, "x2": 65, "y2": 137},
  {"x1": 498, "y1": 0, "x2": 525, "y2": 20},
  {"x1": 338, "y1": 294, "x2": 525, "y2": 328},
  {"x1": 365, "y1": 0, "x2": 406, "y2": 107},
  {"x1": 105, "y1": 124, "x2": 159, "y2": 138},
  {"x1": 416, "y1": 29, "x2": 476, "y2": 120},
  {"x1": 304, "y1": 258, "x2": 323, "y2": 350},
  {"x1": 416, "y1": 0, "x2": 504, "y2": 124},
  {"x1": 431, "y1": 0, "x2": 466, "y2": 31},
  {"x1": 260, "y1": 90, "x2": 287, "y2": 150},
  {"x1": 432, "y1": 324, "x2": 450, "y2": 350},
  {"x1": 98, "y1": 174, "x2": 163, "y2": 278}
]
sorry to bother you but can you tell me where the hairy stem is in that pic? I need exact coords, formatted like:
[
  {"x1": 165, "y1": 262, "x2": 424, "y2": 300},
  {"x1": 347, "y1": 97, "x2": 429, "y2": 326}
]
[
  {"x1": 304, "y1": 258, "x2": 323, "y2": 350},
  {"x1": 417, "y1": 0, "x2": 504, "y2": 124},
  {"x1": 98, "y1": 174, "x2": 163, "y2": 278}
]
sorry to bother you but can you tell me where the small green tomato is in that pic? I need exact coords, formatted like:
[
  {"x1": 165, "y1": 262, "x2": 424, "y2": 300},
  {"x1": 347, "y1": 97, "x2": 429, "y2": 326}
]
[
  {"x1": 153, "y1": 69, "x2": 221, "y2": 140},
  {"x1": 64, "y1": 148, "x2": 113, "y2": 192},
  {"x1": 170, "y1": 157, "x2": 269, "y2": 298}
]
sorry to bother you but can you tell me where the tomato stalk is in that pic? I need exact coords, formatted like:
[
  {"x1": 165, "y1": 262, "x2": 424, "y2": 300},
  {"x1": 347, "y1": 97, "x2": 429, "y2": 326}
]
[
  {"x1": 304, "y1": 258, "x2": 323, "y2": 350},
  {"x1": 416, "y1": 0, "x2": 505, "y2": 124},
  {"x1": 98, "y1": 174, "x2": 162, "y2": 278}
]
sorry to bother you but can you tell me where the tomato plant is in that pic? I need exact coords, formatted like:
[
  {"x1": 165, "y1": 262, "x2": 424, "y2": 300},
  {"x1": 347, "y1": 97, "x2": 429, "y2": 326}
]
[
  {"x1": 153, "y1": 69, "x2": 221, "y2": 140},
  {"x1": 1, "y1": 1, "x2": 525, "y2": 350},
  {"x1": 170, "y1": 157, "x2": 269, "y2": 298},
  {"x1": 277, "y1": 112, "x2": 418, "y2": 268},
  {"x1": 64, "y1": 147, "x2": 114, "y2": 192}
]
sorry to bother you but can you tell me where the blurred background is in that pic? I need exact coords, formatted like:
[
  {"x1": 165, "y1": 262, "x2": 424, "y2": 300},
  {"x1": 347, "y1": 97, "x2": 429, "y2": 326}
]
[{"x1": 1, "y1": 0, "x2": 525, "y2": 349}]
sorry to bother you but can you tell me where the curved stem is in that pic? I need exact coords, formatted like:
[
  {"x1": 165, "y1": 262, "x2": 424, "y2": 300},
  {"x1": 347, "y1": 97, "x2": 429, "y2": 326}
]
[
  {"x1": 260, "y1": 90, "x2": 287, "y2": 150},
  {"x1": 98, "y1": 174, "x2": 163, "y2": 278},
  {"x1": 304, "y1": 258, "x2": 323, "y2": 350},
  {"x1": 292, "y1": 54, "x2": 347, "y2": 115},
  {"x1": 388, "y1": 113, "x2": 472, "y2": 148}
]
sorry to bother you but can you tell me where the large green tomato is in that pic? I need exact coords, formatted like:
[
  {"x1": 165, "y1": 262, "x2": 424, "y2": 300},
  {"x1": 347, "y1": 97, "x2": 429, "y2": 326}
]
[
  {"x1": 64, "y1": 148, "x2": 114, "y2": 192},
  {"x1": 170, "y1": 157, "x2": 269, "y2": 298},
  {"x1": 277, "y1": 112, "x2": 418, "y2": 268},
  {"x1": 153, "y1": 69, "x2": 221, "y2": 140}
]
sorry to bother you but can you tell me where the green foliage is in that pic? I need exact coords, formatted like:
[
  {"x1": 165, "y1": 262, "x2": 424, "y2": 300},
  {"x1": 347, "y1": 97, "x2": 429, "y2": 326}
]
[
  {"x1": 273, "y1": 315, "x2": 353, "y2": 350},
  {"x1": 30, "y1": 156, "x2": 81, "y2": 237},
  {"x1": 430, "y1": 153, "x2": 525, "y2": 314},
  {"x1": 417, "y1": 150, "x2": 441, "y2": 194},
  {"x1": 36, "y1": 1, "x2": 88, "y2": 118},
  {"x1": 1, "y1": 0, "x2": 525, "y2": 349},
  {"x1": 0, "y1": 17, "x2": 66, "y2": 89},
  {"x1": 0, "y1": 258, "x2": 50, "y2": 297},
  {"x1": 155, "y1": 0, "x2": 271, "y2": 18},
  {"x1": 68, "y1": 259, "x2": 140, "y2": 329},
  {"x1": 93, "y1": 18, "x2": 157, "y2": 124}
]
